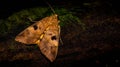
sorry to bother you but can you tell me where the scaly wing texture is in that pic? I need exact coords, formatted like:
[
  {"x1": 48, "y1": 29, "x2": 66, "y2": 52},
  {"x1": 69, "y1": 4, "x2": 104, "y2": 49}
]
[
  {"x1": 37, "y1": 23, "x2": 60, "y2": 62},
  {"x1": 15, "y1": 14, "x2": 60, "y2": 62},
  {"x1": 15, "y1": 14, "x2": 58, "y2": 44}
]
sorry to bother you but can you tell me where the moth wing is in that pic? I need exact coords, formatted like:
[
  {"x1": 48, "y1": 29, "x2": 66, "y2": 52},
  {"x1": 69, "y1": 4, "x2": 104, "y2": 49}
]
[
  {"x1": 15, "y1": 14, "x2": 59, "y2": 44},
  {"x1": 15, "y1": 22, "x2": 45, "y2": 44},
  {"x1": 38, "y1": 25, "x2": 60, "y2": 62}
]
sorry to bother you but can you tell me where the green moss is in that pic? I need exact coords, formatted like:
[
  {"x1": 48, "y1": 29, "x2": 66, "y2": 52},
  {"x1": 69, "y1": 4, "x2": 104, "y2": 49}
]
[{"x1": 0, "y1": 7, "x2": 85, "y2": 37}]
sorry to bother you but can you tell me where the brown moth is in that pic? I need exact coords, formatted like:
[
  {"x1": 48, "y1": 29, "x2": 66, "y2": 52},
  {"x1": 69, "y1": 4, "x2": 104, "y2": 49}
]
[{"x1": 15, "y1": 14, "x2": 60, "y2": 62}]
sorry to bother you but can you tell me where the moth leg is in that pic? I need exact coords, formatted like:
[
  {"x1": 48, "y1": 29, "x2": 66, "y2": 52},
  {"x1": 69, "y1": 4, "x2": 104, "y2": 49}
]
[
  {"x1": 35, "y1": 40, "x2": 40, "y2": 44},
  {"x1": 35, "y1": 26, "x2": 49, "y2": 44},
  {"x1": 35, "y1": 34, "x2": 44, "y2": 44},
  {"x1": 40, "y1": 34, "x2": 44, "y2": 39},
  {"x1": 58, "y1": 26, "x2": 63, "y2": 45},
  {"x1": 60, "y1": 37, "x2": 63, "y2": 45}
]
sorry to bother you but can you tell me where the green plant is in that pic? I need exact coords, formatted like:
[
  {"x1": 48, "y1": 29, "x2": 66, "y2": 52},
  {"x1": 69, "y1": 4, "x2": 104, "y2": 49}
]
[{"x1": 0, "y1": 7, "x2": 85, "y2": 37}]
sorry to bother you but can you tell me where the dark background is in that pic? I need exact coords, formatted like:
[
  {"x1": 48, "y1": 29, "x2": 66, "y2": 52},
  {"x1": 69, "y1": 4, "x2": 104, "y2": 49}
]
[
  {"x1": 0, "y1": 0, "x2": 120, "y2": 67},
  {"x1": 0, "y1": 0, "x2": 120, "y2": 18}
]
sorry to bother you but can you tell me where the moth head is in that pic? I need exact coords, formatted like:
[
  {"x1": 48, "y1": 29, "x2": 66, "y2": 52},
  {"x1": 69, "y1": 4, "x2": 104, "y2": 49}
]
[
  {"x1": 54, "y1": 14, "x2": 58, "y2": 17},
  {"x1": 53, "y1": 14, "x2": 60, "y2": 23},
  {"x1": 51, "y1": 14, "x2": 58, "y2": 19}
]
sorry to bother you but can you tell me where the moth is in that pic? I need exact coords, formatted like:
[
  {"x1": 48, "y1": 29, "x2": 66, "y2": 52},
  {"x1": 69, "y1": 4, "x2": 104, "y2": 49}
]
[{"x1": 15, "y1": 14, "x2": 60, "y2": 62}]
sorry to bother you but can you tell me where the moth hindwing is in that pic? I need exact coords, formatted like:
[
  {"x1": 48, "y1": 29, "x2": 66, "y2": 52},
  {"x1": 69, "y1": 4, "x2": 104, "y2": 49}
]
[{"x1": 15, "y1": 14, "x2": 60, "y2": 62}]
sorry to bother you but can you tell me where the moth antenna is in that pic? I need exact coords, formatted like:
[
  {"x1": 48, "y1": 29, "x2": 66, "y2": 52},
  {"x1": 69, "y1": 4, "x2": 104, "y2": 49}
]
[{"x1": 44, "y1": 0, "x2": 56, "y2": 14}]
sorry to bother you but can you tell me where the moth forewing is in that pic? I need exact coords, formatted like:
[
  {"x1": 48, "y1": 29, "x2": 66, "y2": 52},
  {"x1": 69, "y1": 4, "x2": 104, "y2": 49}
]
[
  {"x1": 15, "y1": 22, "x2": 44, "y2": 44},
  {"x1": 38, "y1": 15, "x2": 60, "y2": 62},
  {"x1": 38, "y1": 26, "x2": 60, "y2": 62},
  {"x1": 15, "y1": 14, "x2": 58, "y2": 44},
  {"x1": 15, "y1": 14, "x2": 60, "y2": 62}
]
